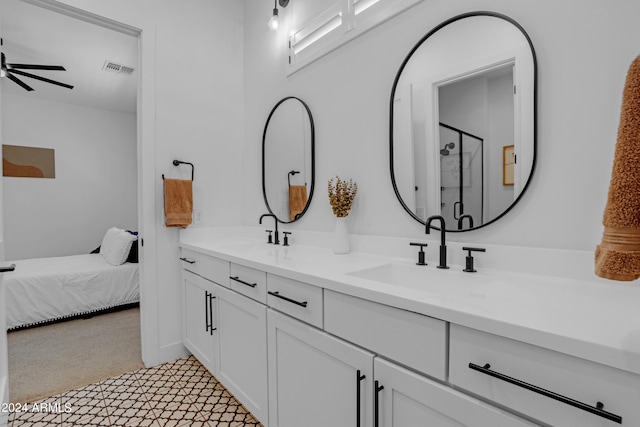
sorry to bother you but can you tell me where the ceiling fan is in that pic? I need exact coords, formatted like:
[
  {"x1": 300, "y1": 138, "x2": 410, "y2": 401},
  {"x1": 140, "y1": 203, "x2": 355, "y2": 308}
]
[{"x1": 0, "y1": 38, "x2": 73, "y2": 92}]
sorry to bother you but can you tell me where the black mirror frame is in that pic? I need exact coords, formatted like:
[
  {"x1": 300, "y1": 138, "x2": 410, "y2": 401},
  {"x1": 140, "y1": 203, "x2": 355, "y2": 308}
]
[
  {"x1": 262, "y1": 96, "x2": 316, "y2": 224},
  {"x1": 389, "y1": 11, "x2": 538, "y2": 232}
]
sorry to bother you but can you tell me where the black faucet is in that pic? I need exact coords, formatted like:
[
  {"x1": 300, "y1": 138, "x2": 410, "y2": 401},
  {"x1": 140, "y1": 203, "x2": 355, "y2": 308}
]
[
  {"x1": 426, "y1": 215, "x2": 448, "y2": 269},
  {"x1": 259, "y1": 213, "x2": 279, "y2": 245},
  {"x1": 457, "y1": 214, "x2": 474, "y2": 230}
]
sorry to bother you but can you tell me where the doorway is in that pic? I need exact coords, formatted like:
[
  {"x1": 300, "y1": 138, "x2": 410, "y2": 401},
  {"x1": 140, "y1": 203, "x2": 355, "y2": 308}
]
[
  {"x1": 0, "y1": 0, "x2": 143, "y2": 402},
  {"x1": 435, "y1": 61, "x2": 516, "y2": 229}
]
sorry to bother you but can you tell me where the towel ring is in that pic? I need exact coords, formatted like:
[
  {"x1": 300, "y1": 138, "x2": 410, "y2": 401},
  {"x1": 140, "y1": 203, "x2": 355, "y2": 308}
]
[
  {"x1": 288, "y1": 170, "x2": 300, "y2": 187},
  {"x1": 173, "y1": 160, "x2": 194, "y2": 181}
]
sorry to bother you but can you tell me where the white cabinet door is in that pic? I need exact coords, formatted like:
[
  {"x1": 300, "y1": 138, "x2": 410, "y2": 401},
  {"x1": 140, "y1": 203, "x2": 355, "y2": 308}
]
[
  {"x1": 374, "y1": 358, "x2": 536, "y2": 427},
  {"x1": 182, "y1": 270, "x2": 217, "y2": 374},
  {"x1": 268, "y1": 308, "x2": 374, "y2": 427},
  {"x1": 217, "y1": 285, "x2": 268, "y2": 425}
]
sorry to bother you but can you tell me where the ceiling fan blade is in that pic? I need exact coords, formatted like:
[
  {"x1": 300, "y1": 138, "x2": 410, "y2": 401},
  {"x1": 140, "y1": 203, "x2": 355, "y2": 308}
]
[
  {"x1": 6, "y1": 73, "x2": 34, "y2": 91},
  {"x1": 7, "y1": 63, "x2": 66, "y2": 71},
  {"x1": 9, "y1": 69, "x2": 73, "y2": 90}
]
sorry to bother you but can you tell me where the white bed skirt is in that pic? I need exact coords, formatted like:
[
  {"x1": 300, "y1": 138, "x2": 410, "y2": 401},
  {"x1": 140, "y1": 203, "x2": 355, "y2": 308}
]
[{"x1": 5, "y1": 254, "x2": 139, "y2": 330}]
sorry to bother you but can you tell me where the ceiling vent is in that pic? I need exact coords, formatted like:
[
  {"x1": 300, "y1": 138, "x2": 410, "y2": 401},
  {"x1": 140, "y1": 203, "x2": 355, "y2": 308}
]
[{"x1": 102, "y1": 60, "x2": 135, "y2": 76}]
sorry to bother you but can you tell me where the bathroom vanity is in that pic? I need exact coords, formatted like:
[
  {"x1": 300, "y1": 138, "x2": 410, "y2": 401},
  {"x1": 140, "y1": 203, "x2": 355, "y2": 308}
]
[{"x1": 179, "y1": 227, "x2": 640, "y2": 427}]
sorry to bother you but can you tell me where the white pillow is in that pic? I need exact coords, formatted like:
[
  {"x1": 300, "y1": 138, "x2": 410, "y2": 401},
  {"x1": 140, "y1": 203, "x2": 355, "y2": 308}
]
[{"x1": 100, "y1": 227, "x2": 137, "y2": 266}]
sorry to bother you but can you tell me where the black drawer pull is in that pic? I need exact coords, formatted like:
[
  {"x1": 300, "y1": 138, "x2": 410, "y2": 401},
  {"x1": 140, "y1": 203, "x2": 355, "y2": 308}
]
[
  {"x1": 469, "y1": 363, "x2": 622, "y2": 424},
  {"x1": 268, "y1": 291, "x2": 308, "y2": 307},
  {"x1": 0, "y1": 264, "x2": 16, "y2": 273},
  {"x1": 230, "y1": 276, "x2": 257, "y2": 288},
  {"x1": 179, "y1": 257, "x2": 196, "y2": 264}
]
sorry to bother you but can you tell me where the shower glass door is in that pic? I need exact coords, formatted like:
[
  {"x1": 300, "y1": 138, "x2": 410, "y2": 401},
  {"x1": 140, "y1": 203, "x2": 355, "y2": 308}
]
[{"x1": 439, "y1": 123, "x2": 484, "y2": 229}]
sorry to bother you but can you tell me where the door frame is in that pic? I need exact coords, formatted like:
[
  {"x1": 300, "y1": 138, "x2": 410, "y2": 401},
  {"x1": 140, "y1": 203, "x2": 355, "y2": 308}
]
[{"x1": 1, "y1": 0, "x2": 160, "y2": 367}]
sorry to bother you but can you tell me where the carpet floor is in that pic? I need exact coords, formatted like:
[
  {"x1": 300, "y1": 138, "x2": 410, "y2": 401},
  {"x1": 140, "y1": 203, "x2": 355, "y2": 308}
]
[{"x1": 7, "y1": 306, "x2": 144, "y2": 403}]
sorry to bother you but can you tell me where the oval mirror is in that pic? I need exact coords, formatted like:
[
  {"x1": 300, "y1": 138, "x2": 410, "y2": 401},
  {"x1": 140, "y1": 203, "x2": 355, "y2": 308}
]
[
  {"x1": 263, "y1": 96, "x2": 315, "y2": 223},
  {"x1": 390, "y1": 12, "x2": 537, "y2": 232}
]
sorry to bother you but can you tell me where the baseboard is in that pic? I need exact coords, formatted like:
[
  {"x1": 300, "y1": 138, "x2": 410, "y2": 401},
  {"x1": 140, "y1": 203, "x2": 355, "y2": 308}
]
[{"x1": 143, "y1": 341, "x2": 190, "y2": 369}]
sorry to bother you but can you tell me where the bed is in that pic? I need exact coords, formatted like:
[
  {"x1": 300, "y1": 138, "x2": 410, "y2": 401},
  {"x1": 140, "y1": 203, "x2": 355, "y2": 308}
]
[{"x1": 4, "y1": 227, "x2": 140, "y2": 331}]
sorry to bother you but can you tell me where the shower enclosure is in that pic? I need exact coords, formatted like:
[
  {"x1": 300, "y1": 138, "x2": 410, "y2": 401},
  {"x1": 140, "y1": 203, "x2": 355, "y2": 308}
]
[{"x1": 439, "y1": 123, "x2": 484, "y2": 229}]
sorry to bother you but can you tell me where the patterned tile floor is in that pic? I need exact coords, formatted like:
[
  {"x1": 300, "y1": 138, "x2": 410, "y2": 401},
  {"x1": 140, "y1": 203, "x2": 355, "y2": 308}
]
[{"x1": 8, "y1": 355, "x2": 263, "y2": 426}]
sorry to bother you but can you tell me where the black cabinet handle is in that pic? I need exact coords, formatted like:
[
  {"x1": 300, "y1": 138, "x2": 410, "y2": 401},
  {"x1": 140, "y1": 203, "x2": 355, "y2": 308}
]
[
  {"x1": 230, "y1": 276, "x2": 257, "y2": 288},
  {"x1": 180, "y1": 257, "x2": 196, "y2": 264},
  {"x1": 374, "y1": 380, "x2": 384, "y2": 427},
  {"x1": 0, "y1": 264, "x2": 16, "y2": 273},
  {"x1": 267, "y1": 291, "x2": 308, "y2": 307},
  {"x1": 356, "y1": 370, "x2": 366, "y2": 427},
  {"x1": 204, "y1": 291, "x2": 217, "y2": 334},
  {"x1": 204, "y1": 291, "x2": 211, "y2": 333},
  {"x1": 208, "y1": 292, "x2": 216, "y2": 334},
  {"x1": 469, "y1": 363, "x2": 622, "y2": 424}
]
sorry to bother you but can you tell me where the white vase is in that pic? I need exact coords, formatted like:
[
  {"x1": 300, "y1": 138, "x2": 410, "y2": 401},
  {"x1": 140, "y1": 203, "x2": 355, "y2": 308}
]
[{"x1": 333, "y1": 216, "x2": 350, "y2": 254}]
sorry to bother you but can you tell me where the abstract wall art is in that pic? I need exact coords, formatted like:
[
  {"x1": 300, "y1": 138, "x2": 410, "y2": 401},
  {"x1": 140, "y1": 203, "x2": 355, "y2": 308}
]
[{"x1": 2, "y1": 145, "x2": 55, "y2": 178}]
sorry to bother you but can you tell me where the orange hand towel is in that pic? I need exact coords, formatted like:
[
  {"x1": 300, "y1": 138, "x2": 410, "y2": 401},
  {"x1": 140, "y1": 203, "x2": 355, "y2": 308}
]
[
  {"x1": 289, "y1": 185, "x2": 308, "y2": 221},
  {"x1": 164, "y1": 178, "x2": 193, "y2": 228},
  {"x1": 595, "y1": 55, "x2": 640, "y2": 281}
]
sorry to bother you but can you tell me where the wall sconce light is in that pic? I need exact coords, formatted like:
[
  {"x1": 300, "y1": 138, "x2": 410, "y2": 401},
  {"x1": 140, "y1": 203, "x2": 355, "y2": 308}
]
[{"x1": 268, "y1": 0, "x2": 289, "y2": 31}]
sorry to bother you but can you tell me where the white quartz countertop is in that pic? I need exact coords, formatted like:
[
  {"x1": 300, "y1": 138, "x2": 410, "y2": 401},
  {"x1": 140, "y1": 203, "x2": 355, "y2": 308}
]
[{"x1": 179, "y1": 229, "x2": 640, "y2": 376}]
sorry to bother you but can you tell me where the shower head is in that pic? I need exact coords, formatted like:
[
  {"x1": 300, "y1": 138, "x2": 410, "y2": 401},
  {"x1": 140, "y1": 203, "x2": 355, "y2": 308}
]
[{"x1": 440, "y1": 142, "x2": 455, "y2": 156}]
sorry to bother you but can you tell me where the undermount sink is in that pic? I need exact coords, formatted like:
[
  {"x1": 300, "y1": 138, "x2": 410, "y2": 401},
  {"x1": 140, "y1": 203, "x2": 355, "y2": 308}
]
[{"x1": 346, "y1": 263, "x2": 480, "y2": 297}]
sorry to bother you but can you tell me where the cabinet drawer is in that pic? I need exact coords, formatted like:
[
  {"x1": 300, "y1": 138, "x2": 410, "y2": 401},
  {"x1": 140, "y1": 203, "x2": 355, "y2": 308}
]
[
  {"x1": 229, "y1": 263, "x2": 266, "y2": 303},
  {"x1": 199, "y1": 255, "x2": 229, "y2": 286},
  {"x1": 180, "y1": 249, "x2": 229, "y2": 286},
  {"x1": 324, "y1": 290, "x2": 447, "y2": 381},
  {"x1": 179, "y1": 249, "x2": 200, "y2": 274},
  {"x1": 267, "y1": 274, "x2": 323, "y2": 328},
  {"x1": 449, "y1": 324, "x2": 640, "y2": 426},
  {"x1": 375, "y1": 358, "x2": 536, "y2": 426}
]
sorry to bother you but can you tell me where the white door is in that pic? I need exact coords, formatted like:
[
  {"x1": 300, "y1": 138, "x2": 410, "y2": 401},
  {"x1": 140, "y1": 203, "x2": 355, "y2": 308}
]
[
  {"x1": 216, "y1": 285, "x2": 268, "y2": 424},
  {"x1": 374, "y1": 358, "x2": 535, "y2": 427},
  {"x1": 268, "y1": 308, "x2": 374, "y2": 427},
  {"x1": 182, "y1": 270, "x2": 217, "y2": 374}
]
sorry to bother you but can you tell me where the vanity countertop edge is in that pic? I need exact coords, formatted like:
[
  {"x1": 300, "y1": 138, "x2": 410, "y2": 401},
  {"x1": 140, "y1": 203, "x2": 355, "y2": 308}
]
[{"x1": 179, "y1": 230, "x2": 640, "y2": 377}]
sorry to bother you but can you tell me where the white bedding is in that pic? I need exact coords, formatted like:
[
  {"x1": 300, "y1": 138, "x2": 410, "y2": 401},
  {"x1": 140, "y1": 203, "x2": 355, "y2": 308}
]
[{"x1": 5, "y1": 253, "x2": 139, "y2": 330}]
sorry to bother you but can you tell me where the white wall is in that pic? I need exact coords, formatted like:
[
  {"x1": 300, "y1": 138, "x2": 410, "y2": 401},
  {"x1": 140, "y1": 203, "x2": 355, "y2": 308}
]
[
  {"x1": 2, "y1": 94, "x2": 137, "y2": 260},
  {"x1": 243, "y1": 0, "x2": 640, "y2": 253}
]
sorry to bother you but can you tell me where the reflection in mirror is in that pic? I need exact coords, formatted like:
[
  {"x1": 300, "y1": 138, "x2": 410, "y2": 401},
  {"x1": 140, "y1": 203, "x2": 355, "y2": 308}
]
[
  {"x1": 262, "y1": 97, "x2": 315, "y2": 223},
  {"x1": 390, "y1": 12, "x2": 536, "y2": 232}
]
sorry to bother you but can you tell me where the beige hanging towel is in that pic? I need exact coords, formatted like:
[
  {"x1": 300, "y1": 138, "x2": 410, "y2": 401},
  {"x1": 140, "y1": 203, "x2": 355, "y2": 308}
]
[
  {"x1": 164, "y1": 178, "x2": 193, "y2": 228},
  {"x1": 595, "y1": 55, "x2": 640, "y2": 281},
  {"x1": 289, "y1": 185, "x2": 308, "y2": 221}
]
